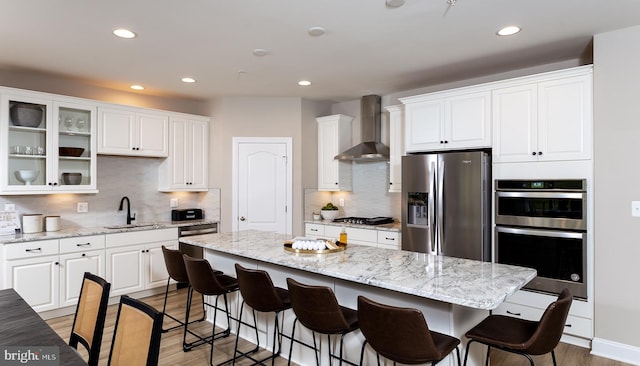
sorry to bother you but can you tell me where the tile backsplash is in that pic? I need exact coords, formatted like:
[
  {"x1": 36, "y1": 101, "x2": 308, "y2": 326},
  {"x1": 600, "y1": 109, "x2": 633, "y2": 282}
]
[
  {"x1": 304, "y1": 161, "x2": 401, "y2": 220},
  {"x1": 0, "y1": 156, "x2": 220, "y2": 231}
]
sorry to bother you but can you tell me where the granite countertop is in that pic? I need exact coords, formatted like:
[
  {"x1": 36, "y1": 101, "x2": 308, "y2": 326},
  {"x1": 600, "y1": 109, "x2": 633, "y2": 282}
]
[
  {"x1": 305, "y1": 219, "x2": 401, "y2": 232},
  {"x1": 0, "y1": 219, "x2": 219, "y2": 244},
  {"x1": 180, "y1": 230, "x2": 536, "y2": 310}
]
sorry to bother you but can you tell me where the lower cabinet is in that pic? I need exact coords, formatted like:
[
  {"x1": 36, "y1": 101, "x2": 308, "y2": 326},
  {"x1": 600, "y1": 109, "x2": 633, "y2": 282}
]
[
  {"x1": 492, "y1": 290, "x2": 593, "y2": 341},
  {"x1": 58, "y1": 235, "x2": 105, "y2": 307},
  {"x1": 304, "y1": 223, "x2": 400, "y2": 250},
  {"x1": 1, "y1": 228, "x2": 178, "y2": 313},
  {"x1": 105, "y1": 228, "x2": 178, "y2": 297},
  {"x1": 2, "y1": 236, "x2": 106, "y2": 312},
  {"x1": 5, "y1": 253, "x2": 60, "y2": 312}
]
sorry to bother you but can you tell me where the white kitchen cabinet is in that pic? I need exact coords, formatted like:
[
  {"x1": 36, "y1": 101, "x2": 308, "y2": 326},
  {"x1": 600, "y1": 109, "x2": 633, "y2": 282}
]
[
  {"x1": 493, "y1": 71, "x2": 592, "y2": 163},
  {"x1": 97, "y1": 107, "x2": 169, "y2": 157},
  {"x1": 377, "y1": 231, "x2": 400, "y2": 250},
  {"x1": 401, "y1": 89, "x2": 491, "y2": 153},
  {"x1": 58, "y1": 235, "x2": 105, "y2": 307},
  {"x1": 105, "y1": 228, "x2": 178, "y2": 297},
  {"x1": 158, "y1": 117, "x2": 209, "y2": 191},
  {"x1": 493, "y1": 289, "x2": 593, "y2": 341},
  {"x1": 317, "y1": 114, "x2": 353, "y2": 191},
  {"x1": 3, "y1": 239, "x2": 60, "y2": 312},
  {"x1": 0, "y1": 90, "x2": 98, "y2": 195},
  {"x1": 305, "y1": 223, "x2": 400, "y2": 250},
  {"x1": 386, "y1": 105, "x2": 404, "y2": 193}
]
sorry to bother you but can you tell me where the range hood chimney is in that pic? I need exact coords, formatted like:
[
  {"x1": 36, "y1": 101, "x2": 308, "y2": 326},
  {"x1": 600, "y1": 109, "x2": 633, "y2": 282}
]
[{"x1": 334, "y1": 95, "x2": 389, "y2": 162}]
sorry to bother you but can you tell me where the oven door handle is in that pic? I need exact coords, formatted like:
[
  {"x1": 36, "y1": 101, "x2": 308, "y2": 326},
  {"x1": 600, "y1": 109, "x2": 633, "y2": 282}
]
[
  {"x1": 496, "y1": 191, "x2": 586, "y2": 199},
  {"x1": 180, "y1": 228, "x2": 218, "y2": 236},
  {"x1": 496, "y1": 226, "x2": 585, "y2": 239}
]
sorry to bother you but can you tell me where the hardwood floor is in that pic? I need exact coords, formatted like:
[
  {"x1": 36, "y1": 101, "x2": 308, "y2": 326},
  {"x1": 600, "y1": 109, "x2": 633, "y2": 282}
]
[
  {"x1": 46, "y1": 289, "x2": 631, "y2": 366},
  {"x1": 46, "y1": 287, "x2": 294, "y2": 366}
]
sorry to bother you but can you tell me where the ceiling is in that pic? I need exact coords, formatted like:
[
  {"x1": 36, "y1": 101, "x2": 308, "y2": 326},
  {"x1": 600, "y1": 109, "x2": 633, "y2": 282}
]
[{"x1": 1, "y1": 0, "x2": 640, "y2": 103}]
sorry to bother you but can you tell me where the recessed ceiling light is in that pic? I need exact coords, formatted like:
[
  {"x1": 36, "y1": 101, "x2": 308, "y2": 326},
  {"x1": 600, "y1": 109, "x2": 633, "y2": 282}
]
[
  {"x1": 252, "y1": 49, "x2": 269, "y2": 57},
  {"x1": 298, "y1": 80, "x2": 311, "y2": 86},
  {"x1": 497, "y1": 26, "x2": 521, "y2": 36},
  {"x1": 130, "y1": 85, "x2": 144, "y2": 90},
  {"x1": 308, "y1": 27, "x2": 326, "y2": 37},
  {"x1": 113, "y1": 28, "x2": 136, "y2": 39},
  {"x1": 385, "y1": 0, "x2": 405, "y2": 8},
  {"x1": 181, "y1": 77, "x2": 196, "y2": 83}
]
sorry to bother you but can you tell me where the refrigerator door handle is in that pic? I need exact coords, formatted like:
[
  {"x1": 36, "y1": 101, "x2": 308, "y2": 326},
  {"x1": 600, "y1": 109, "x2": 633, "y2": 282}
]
[
  {"x1": 428, "y1": 161, "x2": 436, "y2": 254},
  {"x1": 437, "y1": 160, "x2": 445, "y2": 255}
]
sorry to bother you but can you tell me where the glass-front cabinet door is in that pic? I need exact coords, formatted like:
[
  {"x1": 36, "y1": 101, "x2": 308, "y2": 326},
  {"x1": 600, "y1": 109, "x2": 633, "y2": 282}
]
[
  {"x1": 54, "y1": 101, "x2": 97, "y2": 191},
  {"x1": 1, "y1": 91, "x2": 97, "y2": 194},
  {"x1": 3, "y1": 94, "x2": 52, "y2": 192}
]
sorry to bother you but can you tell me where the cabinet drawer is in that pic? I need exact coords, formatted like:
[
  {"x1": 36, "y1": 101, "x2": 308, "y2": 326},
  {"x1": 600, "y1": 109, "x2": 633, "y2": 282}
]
[
  {"x1": 493, "y1": 301, "x2": 592, "y2": 339},
  {"x1": 377, "y1": 231, "x2": 400, "y2": 247},
  {"x1": 5, "y1": 240, "x2": 59, "y2": 260},
  {"x1": 493, "y1": 301, "x2": 542, "y2": 321},
  {"x1": 305, "y1": 223, "x2": 325, "y2": 237},
  {"x1": 563, "y1": 314, "x2": 592, "y2": 339},
  {"x1": 59, "y1": 235, "x2": 106, "y2": 253},
  {"x1": 325, "y1": 226, "x2": 377, "y2": 243}
]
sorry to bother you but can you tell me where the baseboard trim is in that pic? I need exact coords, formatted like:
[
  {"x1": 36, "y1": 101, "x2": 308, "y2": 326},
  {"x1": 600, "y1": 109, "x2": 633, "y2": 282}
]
[{"x1": 592, "y1": 337, "x2": 640, "y2": 365}]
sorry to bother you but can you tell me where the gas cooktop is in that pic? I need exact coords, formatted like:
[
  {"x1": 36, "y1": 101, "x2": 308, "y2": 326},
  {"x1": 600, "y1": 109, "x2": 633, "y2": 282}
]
[{"x1": 332, "y1": 217, "x2": 394, "y2": 225}]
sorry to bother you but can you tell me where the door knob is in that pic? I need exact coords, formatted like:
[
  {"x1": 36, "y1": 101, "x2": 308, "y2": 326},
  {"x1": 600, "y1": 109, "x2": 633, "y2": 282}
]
[{"x1": 240, "y1": 216, "x2": 246, "y2": 221}]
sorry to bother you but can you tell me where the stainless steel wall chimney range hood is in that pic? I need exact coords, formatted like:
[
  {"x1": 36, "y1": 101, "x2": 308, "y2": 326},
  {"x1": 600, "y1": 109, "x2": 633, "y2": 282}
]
[{"x1": 334, "y1": 95, "x2": 390, "y2": 162}]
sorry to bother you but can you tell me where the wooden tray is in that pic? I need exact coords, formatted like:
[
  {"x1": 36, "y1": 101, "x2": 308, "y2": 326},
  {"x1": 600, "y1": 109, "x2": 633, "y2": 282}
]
[{"x1": 283, "y1": 240, "x2": 347, "y2": 254}]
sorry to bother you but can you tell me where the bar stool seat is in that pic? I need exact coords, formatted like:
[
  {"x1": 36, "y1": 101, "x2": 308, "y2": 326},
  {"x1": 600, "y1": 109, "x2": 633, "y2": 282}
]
[
  {"x1": 357, "y1": 295, "x2": 460, "y2": 366},
  {"x1": 232, "y1": 263, "x2": 292, "y2": 365},
  {"x1": 463, "y1": 288, "x2": 573, "y2": 366},
  {"x1": 183, "y1": 254, "x2": 239, "y2": 366},
  {"x1": 286, "y1": 278, "x2": 359, "y2": 366}
]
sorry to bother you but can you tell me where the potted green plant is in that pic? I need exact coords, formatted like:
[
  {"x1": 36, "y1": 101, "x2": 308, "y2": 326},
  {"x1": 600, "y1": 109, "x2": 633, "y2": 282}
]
[{"x1": 320, "y1": 202, "x2": 340, "y2": 220}]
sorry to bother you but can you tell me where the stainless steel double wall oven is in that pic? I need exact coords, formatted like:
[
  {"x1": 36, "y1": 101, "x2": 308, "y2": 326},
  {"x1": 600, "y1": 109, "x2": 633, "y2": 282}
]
[{"x1": 495, "y1": 179, "x2": 587, "y2": 299}]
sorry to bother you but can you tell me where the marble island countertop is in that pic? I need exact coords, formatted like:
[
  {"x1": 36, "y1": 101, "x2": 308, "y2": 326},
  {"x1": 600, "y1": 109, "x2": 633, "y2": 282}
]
[
  {"x1": 181, "y1": 230, "x2": 537, "y2": 310},
  {"x1": 0, "y1": 219, "x2": 218, "y2": 244}
]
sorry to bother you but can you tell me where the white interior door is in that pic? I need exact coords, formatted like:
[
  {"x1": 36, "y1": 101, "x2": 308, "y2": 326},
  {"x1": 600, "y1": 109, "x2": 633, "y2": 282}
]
[{"x1": 234, "y1": 138, "x2": 292, "y2": 234}]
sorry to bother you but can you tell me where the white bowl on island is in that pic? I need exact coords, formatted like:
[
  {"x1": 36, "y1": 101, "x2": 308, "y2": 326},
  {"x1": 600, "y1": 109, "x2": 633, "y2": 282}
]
[{"x1": 15, "y1": 170, "x2": 39, "y2": 185}]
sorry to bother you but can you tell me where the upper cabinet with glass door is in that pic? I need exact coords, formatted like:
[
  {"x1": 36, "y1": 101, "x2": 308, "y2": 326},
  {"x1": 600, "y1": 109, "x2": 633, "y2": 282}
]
[{"x1": 0, "y1": 89, "x2": 98, "y2": 195}]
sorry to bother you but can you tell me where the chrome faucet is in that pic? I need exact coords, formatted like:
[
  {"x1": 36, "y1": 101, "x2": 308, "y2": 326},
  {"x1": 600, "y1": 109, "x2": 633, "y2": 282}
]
[{"x1": 118, "y1": 196, "x2": 136, "y2": 225}]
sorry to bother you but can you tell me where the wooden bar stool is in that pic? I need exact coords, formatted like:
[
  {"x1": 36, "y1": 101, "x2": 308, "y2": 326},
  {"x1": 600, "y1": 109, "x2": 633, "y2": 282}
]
[
  {"x1": 183, "y1": 254, "x2": 240, "y2": 366},
  {"x1": 357, "y1": 295, "x2": 461, "y2": 366},
  {"x1": 286, "y1": 278, "x2": 359, "y2": 366},
  {"x1": 463, "y1": 288, "x2": 573, "y2": 366},
  {"x1": 232, "y1": 263, "x2": 291, "y2": 365},
  {"x1": 161, "y1": 246, "x2": 221, "y2": 334}
]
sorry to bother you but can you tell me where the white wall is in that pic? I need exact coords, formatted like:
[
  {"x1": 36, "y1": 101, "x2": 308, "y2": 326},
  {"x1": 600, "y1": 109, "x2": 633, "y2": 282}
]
[
  {"x1": 593, "y1": 25, "x2": 640, "y2": 355},
  {"x1": 207, "y1": 97, "x2": 314, "y2": 235}
]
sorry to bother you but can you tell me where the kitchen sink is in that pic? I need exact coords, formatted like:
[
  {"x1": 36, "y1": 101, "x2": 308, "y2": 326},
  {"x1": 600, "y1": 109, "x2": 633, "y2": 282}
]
[{"x1": 104, "y1": 223, "x2": 160, "y2": 229}]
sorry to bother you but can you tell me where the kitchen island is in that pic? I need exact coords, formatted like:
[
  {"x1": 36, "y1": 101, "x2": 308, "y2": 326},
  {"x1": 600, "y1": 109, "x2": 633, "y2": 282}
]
[{"x1": 181, "y1": 230, "x2": 537, "y2": 366}]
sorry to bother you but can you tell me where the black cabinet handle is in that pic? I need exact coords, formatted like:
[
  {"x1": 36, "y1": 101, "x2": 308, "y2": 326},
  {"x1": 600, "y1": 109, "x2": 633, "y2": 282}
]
[
  {"x1": 25, "y1": 248, "x2": 42, "y2": 252},
  {"x1": 76, "y1": 243, "x2": 91, "y2": 247},
  {"x1": 532, "y1": 152, "x2": 537, "y2": 156},
  {"x1": 385, "y1": 237, "x2": 395, "y2": 241},
  {"x1": 538, "y1": 151, "x2": 543, "y2": 155},
  {"x1": 81, "y1": 253, "x2": 86, "y2": 257},
  {"x1": 506, "y1": 310, "x2": 521, "y2": 316}
]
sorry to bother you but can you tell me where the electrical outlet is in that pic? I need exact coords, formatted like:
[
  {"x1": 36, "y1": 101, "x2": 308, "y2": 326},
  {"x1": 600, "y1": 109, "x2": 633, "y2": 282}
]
[
  {"x1": 170, "y1": 198, "x2": 179, "y2": 208},
  {"x1": 77, "y1": 202, "x2": 89, "y2": 213},
  {"x1": 339, "y1": 198, "x2": 345, "y2": 207},
  {"x1": 4, "y1": 203, "x2": 15, "y2": 211},
  {"x1": 632, "y1": 201, "x2": 640, "y2": 217}
]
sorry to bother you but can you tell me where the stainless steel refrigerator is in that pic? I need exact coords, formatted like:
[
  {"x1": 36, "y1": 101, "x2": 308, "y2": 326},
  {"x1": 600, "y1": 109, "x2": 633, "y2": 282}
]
[{"x1": 401, "y1": 151, "x2": 491, "y2": 261}]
